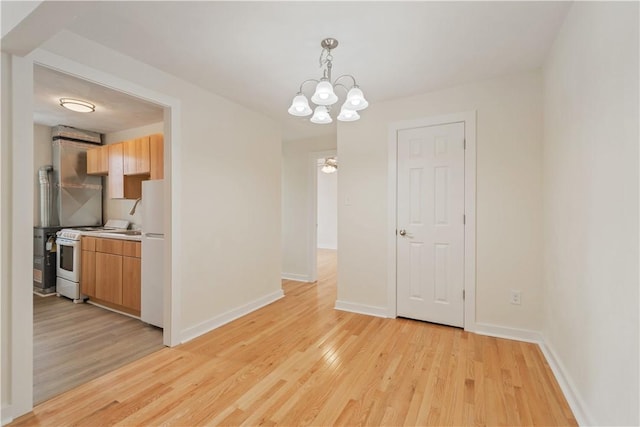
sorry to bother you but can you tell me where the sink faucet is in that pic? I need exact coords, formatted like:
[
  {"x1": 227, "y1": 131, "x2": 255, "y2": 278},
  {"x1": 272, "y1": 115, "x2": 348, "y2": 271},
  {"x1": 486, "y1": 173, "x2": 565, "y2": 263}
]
[{"x1": 129, "y1": 197, "x2": 142, "y2": 215}]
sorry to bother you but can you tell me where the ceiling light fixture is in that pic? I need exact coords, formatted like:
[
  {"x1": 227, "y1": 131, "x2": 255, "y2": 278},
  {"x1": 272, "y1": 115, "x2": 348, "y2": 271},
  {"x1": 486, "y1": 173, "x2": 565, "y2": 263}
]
[
  {"x1": 321, "y1": 157, "x2": 338, "y2": 174},
  {"x1": 59, "y1": 98, "x2": 95, "y2": 113},
  {"x1": 288, "y1": 38, "x2": 368, "y2": 124}
]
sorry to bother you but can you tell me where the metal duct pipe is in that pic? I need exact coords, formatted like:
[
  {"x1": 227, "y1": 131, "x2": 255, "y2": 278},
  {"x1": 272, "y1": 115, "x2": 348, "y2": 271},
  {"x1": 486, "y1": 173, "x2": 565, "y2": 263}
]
[{"x1": 38, "y1": 165, "x2": 53, "y2": 227}]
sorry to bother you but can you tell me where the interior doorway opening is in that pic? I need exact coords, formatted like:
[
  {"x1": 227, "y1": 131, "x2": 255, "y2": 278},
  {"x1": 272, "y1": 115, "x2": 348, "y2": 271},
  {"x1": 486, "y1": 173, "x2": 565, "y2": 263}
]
[
  {"x1": 308, "y1": 150, "x2": 337, "y2": 283},
  {"x1": 26, "y1": 61, "x2": 177, "y2": 408}
]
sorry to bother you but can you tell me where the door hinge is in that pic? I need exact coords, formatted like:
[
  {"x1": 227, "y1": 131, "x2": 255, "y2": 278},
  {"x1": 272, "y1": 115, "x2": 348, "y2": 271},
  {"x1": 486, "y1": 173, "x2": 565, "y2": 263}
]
[
  {"x1": 463, "y1": 290, "x2": 466, "y2": 300},
  {"x1": 463, "y1": 214, "x2": 466, "y2": 225},
  {"x1": 463, "y1": 138, "x2": 466, "y2": 150}
]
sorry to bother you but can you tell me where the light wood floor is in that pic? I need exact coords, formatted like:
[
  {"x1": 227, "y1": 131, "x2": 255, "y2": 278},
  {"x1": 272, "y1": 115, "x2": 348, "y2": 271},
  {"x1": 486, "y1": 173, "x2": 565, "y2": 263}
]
[
  {"x1": 33, "y1": 295, "x2": 164, "y2": 405},
  {"x1": 16, "y1": 249, "x2": 576, "y2": 426}
]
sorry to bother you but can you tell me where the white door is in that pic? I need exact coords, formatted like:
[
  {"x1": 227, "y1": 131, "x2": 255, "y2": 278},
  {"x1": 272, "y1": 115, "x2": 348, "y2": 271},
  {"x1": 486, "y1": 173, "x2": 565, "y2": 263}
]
[{"x1": 396, "y1": 122, "x2": 465, "y2": 327}]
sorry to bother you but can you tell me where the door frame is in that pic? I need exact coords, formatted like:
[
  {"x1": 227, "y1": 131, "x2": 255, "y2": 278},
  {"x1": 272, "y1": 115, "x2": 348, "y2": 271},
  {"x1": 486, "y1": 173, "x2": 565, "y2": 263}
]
[
  {"x1": 307, "y1": 149, "x2": 337, "y2": 282},
  {"x1": 387, "y1": 111, "x2": 477, "y2": 331},
  {"x1": 6, "y1": 49, "x2": 182, "y2": 418}
]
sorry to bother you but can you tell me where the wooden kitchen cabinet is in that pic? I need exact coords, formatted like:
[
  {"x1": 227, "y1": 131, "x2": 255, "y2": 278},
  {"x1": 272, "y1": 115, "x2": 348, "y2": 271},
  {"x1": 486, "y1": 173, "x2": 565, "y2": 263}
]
[
  {"x1": 124, "y1": 137, "x2": 150, "y2": 175},
  {"x1": 80, "y1": 237, "x2": 97, "y2": 298},
  {"x1": 86, "y1": 133, "x2": 163, "y2": 199},
  {"x1": 122, "y1": 256, "x2": 141, "y2": 311},
  {"x1": 82, "y1": 236, "x2": 142, "y2": 316},
  {"x1": 108, "y1": 143, "x2": 143, "y2": 199},
  {"x1": 149, "y1": 134, "x2": 164, "y2": 179},
  {"x1": 95, "y1": 252, "x2": 123, "y2": 305},
  {"x1": 87, "y1": 145, "x2": 109, "y2": 175}
]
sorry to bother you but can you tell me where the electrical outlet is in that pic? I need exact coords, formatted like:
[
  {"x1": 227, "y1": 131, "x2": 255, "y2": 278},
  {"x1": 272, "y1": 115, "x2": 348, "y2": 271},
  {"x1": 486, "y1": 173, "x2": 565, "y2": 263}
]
[{"x1": 510, "y1": 290, "x2": 521, "y2": 305}]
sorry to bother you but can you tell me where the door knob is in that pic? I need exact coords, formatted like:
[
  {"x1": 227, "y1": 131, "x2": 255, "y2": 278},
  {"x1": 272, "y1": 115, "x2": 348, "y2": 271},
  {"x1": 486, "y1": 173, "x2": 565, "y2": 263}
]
[{"x1": 399, "y1": 229, "x2": 407, "y2": 236}]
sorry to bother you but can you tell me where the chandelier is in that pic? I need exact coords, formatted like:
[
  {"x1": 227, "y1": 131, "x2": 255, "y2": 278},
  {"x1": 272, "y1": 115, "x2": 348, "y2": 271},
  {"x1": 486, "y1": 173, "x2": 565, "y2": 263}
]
[
  {"x1": 288, "y1": 38, "x2": 368, "y2": 124},
  {"x1": 321, "y1": 157, "x2": 338, "y2": 174}
]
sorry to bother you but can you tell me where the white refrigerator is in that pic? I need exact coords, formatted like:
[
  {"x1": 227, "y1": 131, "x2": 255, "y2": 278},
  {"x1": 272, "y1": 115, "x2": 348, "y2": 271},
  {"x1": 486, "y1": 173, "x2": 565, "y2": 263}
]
[{"x1": 141, "y1": 179, "x2": 164, "y2": 328}]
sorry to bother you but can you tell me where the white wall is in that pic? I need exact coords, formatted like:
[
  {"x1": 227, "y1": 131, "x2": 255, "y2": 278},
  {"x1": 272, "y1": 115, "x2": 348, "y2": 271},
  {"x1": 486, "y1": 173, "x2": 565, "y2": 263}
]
[
  {"x1": 103, "y1": 122, "x2": 164, "y2": 228},
  {"x1": 337, "y1": 70, "x2": 543, "y2": 331},
  {"x1": 32, "y1": 123, "x2": 51, "y2": 226},
  {"x1": 317, "y1": 166, "x2": 337, "y2": 250},
  {"x1": 1, "y1": 52, "x2": 12, "y2": 423},
  {"x1": 542, "y1": 2, "x2": 639, "y2": 425},
  {"x1": 282, "y1": 135, "x2": 336, "y2": 280}
]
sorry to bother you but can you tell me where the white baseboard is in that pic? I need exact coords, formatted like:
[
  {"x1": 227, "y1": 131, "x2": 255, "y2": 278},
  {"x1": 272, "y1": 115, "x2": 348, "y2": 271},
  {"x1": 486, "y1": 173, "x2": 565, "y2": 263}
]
[
  {"x1": 180, "y1": 289, "x2": 284, "y2": 344},
  {"x1": 1, "y1": 403, "x2": 12, "y2": 426},
  {"x1": 471, "y1": 322, "x2": 543, "y2": 343},
  {"x1": 334, "y1": 300, "x2": 389, "y2": 318},
  {"x1": 281, "y1": 272, "x2": 313, "y2": 282},
  {"x1": 538, "y1": 337, "x2": 594, "y2": 426}
]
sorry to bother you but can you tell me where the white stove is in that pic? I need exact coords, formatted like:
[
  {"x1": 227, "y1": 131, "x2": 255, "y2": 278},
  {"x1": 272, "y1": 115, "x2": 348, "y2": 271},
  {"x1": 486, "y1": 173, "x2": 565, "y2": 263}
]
[{"x1": 56, "y1": 219, "x2": 130, "y2": 302}]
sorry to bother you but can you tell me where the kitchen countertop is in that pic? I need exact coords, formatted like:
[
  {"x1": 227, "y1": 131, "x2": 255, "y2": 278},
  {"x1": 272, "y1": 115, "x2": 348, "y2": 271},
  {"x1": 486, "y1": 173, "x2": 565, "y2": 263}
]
[{"x1": 80, "y1": 230, "x2": 142, "y2": 242}]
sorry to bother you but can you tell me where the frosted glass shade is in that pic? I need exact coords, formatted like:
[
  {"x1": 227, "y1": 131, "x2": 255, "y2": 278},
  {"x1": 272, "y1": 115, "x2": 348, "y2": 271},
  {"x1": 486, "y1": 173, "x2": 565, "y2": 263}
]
[
  {"x1": 311, "y1": 80, "x2": 338, "y2": 106},
  {"x1": 310, "y1": 106, "x2": 332, "y2": 124},
  {"x1": 337, "y1": 105, "x2": 360, "y2": 122},
  {"x1": 343, "y1": 87, "x2": 369, "y2": 111},
  {"x1": 288, "y1": 94, "x2": 312, "y2": 116}
]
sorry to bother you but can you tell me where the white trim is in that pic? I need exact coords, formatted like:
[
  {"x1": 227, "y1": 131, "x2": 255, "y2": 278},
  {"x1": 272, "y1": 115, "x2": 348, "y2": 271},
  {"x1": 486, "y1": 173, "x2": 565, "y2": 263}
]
[
  {"x1": 281, "y1": 273, "x2": 314, "y2": 282},
  {"x1": 180, "y1": 290, "x2": 285, "y2": 344},
  {"x1": 306, "y1": 149, "x2": 337, "y2": 284},
  {"x1": 539, "y1": 337, "x2": 594, "y2": 427},
  {"x1": 334, "y1": 300, "x2": 389, "y2": 318},
  {"x1": 10, "y1": 54, "x2": 35, "y2": 418},
  {"x1": 387, "y1": 111, "x2": 477, "y2": 330},
  {"x1": 472, "y1": 322, "x2": 543, "y2": 344}
]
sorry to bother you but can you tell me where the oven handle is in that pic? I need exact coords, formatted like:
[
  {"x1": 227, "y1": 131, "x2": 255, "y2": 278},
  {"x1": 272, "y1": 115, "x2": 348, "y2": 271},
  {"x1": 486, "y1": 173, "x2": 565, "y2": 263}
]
[{"x1": 56, "y1": 238, "x2": 80, "y2": 246}]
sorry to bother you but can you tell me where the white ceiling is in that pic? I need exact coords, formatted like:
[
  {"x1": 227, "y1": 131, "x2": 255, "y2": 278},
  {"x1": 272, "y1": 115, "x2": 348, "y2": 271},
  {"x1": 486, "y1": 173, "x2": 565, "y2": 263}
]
[
  {"x1": 34, "y1": 65, "x2": 164, "y2": 134},
  {"x1": 28, "y1": 1, "x2": 571, "y2": 140}
]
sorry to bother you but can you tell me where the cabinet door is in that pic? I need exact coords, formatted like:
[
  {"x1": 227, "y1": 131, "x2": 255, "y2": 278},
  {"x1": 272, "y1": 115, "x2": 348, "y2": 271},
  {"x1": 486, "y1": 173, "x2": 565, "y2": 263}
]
[
  {"x1": 122, "y1": 256, "x2": 141, "y2": 312},
  {"x1": 108, "y1": 143, "x2": 125, "y2": 199},
  {"x1": 87, "y1": 146, "x2": 109, "y2": 175},
  {"x1": 149, "y1": 134, "x2": 164, "y2": 180},
  {"x1": 95, "y1": 252, "x2": 123, "y2": 305},
  {"x1": 108, "y1": 143, "x2": 142, "y2": 199},
  {"x1": 80, "y1": 250, "x2": 96, "y2": 297},
  {"x1": 124, "y1": 137, "x2": 150, "y2": 175}
]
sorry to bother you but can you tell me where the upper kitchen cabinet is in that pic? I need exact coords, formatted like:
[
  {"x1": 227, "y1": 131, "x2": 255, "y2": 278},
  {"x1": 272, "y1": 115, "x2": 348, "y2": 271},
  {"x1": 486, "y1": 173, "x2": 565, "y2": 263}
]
[
  {"x1": 89, "y1": 133, "x2": 163, "y2": 199},
  {"x1": 124, "y1": 134, "x2": 163, "y2": 178},
  {"x1": 124, "y1": 137, "x2": 150, "y2": 175},
  {"x1": 149, "y1": 134, "x2": 164, "y2": 179},
  {"x1": 108, "y1": 143, "x2": 144, "y2": 199},
  {"x1": 86, "y1": 145, "x2": 109, "y2": 175}
]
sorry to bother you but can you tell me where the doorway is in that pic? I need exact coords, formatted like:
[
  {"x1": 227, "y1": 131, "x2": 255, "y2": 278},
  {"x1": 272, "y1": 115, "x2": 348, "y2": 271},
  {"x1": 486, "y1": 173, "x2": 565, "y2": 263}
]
[
  {"x1": 32, "y1": 64, "x2": 167, "y2": 404},
  {"x1": 6, "y1": 52, "x2": 181, "y2": 417},
  {"x1": 387, "y1": 112, "x2": 477, "y2": 330},
  {"x1": 309, "y1": 150, "x2": 337, "y2": 283}
]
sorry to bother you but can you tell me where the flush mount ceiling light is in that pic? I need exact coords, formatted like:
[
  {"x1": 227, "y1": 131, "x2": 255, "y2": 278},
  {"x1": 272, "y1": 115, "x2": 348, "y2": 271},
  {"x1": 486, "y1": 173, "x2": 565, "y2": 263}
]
[
  {"x1": 321, "y1": 157, "x2": 338, "y2": 174},
  {"x1": 59, "y1": 98, "x2": 95, "y2": 113},
  {"x1": 288, "y1": 38, "x2": 368, "y2": 124}
]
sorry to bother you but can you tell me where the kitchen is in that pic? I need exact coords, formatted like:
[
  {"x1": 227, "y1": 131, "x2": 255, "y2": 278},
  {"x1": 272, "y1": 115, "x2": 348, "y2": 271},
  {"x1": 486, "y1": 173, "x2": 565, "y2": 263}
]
[{"x1": 32, "y1": 65, "x2": 167, "y2": 403}]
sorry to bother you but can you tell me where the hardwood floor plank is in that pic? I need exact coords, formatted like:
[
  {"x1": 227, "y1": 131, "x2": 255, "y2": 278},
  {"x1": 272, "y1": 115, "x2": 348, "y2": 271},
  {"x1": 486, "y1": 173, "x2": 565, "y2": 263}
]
[
  {"x1": 13, "y1": 249, "x2": 576, "y2": 426},
  {"x1": 32, "y1": 295, "x2": 164, "y2": 405}
]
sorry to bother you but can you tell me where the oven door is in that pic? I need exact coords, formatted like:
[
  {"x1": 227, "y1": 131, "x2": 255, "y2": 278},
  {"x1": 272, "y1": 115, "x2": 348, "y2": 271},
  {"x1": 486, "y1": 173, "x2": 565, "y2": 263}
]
[{"x1": 56, "y1": 237, "x2": 80, "y2": 283}]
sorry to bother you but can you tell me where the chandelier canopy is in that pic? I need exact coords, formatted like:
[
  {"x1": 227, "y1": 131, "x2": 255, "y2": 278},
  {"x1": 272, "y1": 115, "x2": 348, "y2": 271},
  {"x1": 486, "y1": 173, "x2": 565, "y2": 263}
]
[{"x1": 288, "y1": 38, "x2": 368, "y2": 124}]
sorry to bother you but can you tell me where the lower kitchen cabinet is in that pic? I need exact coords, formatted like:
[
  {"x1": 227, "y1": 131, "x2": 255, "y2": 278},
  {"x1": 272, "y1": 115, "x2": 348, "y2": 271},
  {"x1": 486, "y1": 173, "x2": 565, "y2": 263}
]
[
  {"x1": 81, "y1": 236, "x2": 141, "y2": 316},
  {"x1": 122, "y1": 256, "x2": 141, "y2": 311},
  {"x1": 96, "y1": 252, "x2": 123, "y2": 305}
]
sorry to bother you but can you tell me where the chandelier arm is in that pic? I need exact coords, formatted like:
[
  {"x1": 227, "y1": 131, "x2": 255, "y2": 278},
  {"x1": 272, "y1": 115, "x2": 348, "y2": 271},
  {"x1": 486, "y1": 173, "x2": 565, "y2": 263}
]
[
  {"x1": 333, "y1": 74, "x2": 358, "y2": 88},
  {"x1": 298, "y1": 78, "x2": 320, "y2": 94},
  {"x1": 333, "y1": 83, "x2": 350, "y2": 95}
]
